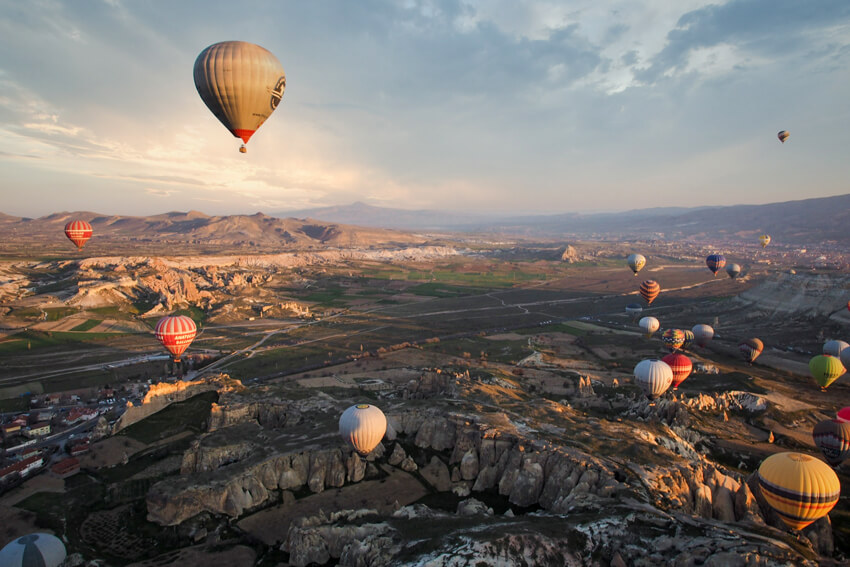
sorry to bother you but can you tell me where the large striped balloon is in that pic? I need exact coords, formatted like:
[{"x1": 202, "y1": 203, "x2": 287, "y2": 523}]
[
  {"x1": 705, "y1": 254, "x2": 726, "y2": 277},
  {"x1": 838, "y1": 407, "x2": 850, "y2": 423},
  {"x1": 809, "y1": 354, "x2": 845, "y2": 390},
  {"x1": 662, "y1": 353, "x2": 692, "y2": 389},
  {"x1": 757, "y1": 452, "x2": 839, "y2": 530},
  {"x1": 812, "y1": 419, "x2": 850, "y2": 467},
  {"x1": 692, "y1": 324, "x2": 714, "y2": 347},
  {"x1": 339, "y1": 404, "x2": 387, "y2": 455},
  {"x1": 0, "y1": 533, "x2": 66, "y2": 567},
  {"x1": 194, "y1": 41, "x2": 286, "y2": 152},
  {"x1": 639, "y1": 280, "x2": 660, "y2": 305},
  {"x1": 739, "y1": 338, "x2": 763, "y2": 363},
  {"x1": 64, "y1": 220, "x2": 93, "y2": 250},
  {"x1": 634, "y1": 359, "x2": 673, "y2": 400},
  {"x1": 154, "y1": 315, "x2": 197, "y2": 362},
  {"x1": 681, "y1": 330, "x2": 695, "y2": 350},
  {"x1": 661, "y1": 329, "x2": 685, "y2": 351}
]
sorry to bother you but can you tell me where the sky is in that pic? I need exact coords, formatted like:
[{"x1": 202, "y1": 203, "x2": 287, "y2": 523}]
[{"x1": 1, "y1": 0, "x2": 849, "y2": 217}]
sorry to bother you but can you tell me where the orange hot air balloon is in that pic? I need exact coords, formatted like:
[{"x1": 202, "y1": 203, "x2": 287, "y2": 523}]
[
  {"x1": 758, "y1": 452, "x2": 839, "y2": 530},
  {"x1": 662, "y1": 352, "x2": 692, "y2": 389},
  {"x1": 639, "y1": 280, "x2": 660, "y2": 305},
  {"x1": 154, "y1": 315, "x2": 197, "y2": 362},
  {"x1": 64, "y1": 220, "x2": 93, "y2": 250}
]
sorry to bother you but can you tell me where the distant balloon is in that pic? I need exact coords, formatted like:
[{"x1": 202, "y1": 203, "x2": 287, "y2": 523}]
[
  {"x1": 633, "y1": 359, "x2": 673, "y2": 400},
  {"x1": 639, "y1": 316, "x2": 660, "y2": 338},
  {"x1": 194, "y1": 41, "x2": 286, "y2": 153},
  {"x1": 837, "y1": 407, "x2": 850, "y2": 423},
  {"x1": 662, "y1": 353, "x2": 693, "y2": 389},
  {"x1": 739, "y1": 338, "x2": 763, "y2": 363},
  {"x1": 627, "y1": 254, "x2": 646, "y2": 276},
  {"x1": 64, "y1": 220, "x2": 93, "y2": 250},
  {"x1": 661, "y1": 329, "x2": 685, "y2": 351},
  {"x1": 823, "y1": 340, "x2": 849, "y2": 358},
  {"x1": 758, "y1": 452, "x2": 839, "y2": 530},
  {"x1": 692, "y1": 324, "x2": 714, "y2": 347},
  {"x1": 759, "y1": 234, "x2": 771, "y2": 248},
  {"x1": 154, "y1": 315, "x2": 197, "y2": 362},
  {"x1": 705, "y1": 254, "x2": 726, "y2": 277},
  {"x1": 625, "y1": 303, "x2": 643, "y2": 318},
  {"x1": 812, "y1": 419, "x2": 850, "y2": 467},
  {"x1": 777, "y1": 131, "x2": 789, "y2": 144},
  {"x1": 681, "y1": 330, "x2": 695, "y2": 350},
  {"x1": 726, "y1": 263, "x2": 741, "y2": 279},
  {"x1": 846, "y1": 300, "x2": 850, "y2": 313},
  {"x1": 809, "y1": 354, "x2": 845, "y2": 390},
  {"x1": 639, "y1": 280, "x2": 660, "y2": 305},
  {"x1": 339, "y1": 404, "x2": 387, "y2": 455}
]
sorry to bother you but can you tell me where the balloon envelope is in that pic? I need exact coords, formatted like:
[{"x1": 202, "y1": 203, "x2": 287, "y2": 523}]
[
  {"x1": 705, "y1": 254, "x2": 726, "y2": 276},
  {"x1": 661, "y1": 329, "x2": 685, "y2": 351},
  {"x1": 837, "y1": 407, "x2": 850, "y2": 423},
  {"x1": 639, "y1": 316, "x2": 660, "y2": 338},
  {"x1": 634, "y1": 359, "x2": 673, "y2": 400},
  {"x1": 681, "y1": 330, "x2": 695, "y2": 350},
  {"x1": 809, "y1": 354, "x2": 845, "y2": 390},
  {"x1": 0, "y1": 533, "x2": 66, "y2": 567},
  {"x1": 692, "y1": 324, "x2": 714, "y2": 347},
  {"x1": 625, "y1": 303, "x2": 643, "y2": 317},
  {"x1": 627, "y1": 253, "x2": 646, "y2": 276},
  {"x1": 812, "y1": 419, "x2": 850, "y2": 467},
  {"x1": 726, "y1": 263, "x2": 741, "y2": 279},
  {"x1": 339, "y1": 404, "x2": 387, "y2": 455},
  {"x1": 739, "y1": 338, "x2": 763, "y2": 363},
  {"x1": 841, "y1": 348, "x2": 850, "y2": 373},
  {"x1": 154, "y1": 315, "x2": 197, "y2": 362},
  {"x1": 194, "y1": 41, "x2": 286, "y2": 150},
  {"x1": 823, "y1": 340, "x2": 849, "y2": 357},
  {"x1": 64, "y1": 220, "x2": 92, "y2": 250},
  {"x1": 759, "y1": 234, "x2": 771, "y2": 248},
  {"x1": 758, "y1": 452, "x2": 839, "y2": 530},
  {"x1": 777, "y1": 131, "x2": 789, "y2": 143},
  {"x1": 639, "y1": 280, "x2": 660, "y2": 305},
  {"x1": 662, "y1": 353, "x2": 692, "y2": 389}
]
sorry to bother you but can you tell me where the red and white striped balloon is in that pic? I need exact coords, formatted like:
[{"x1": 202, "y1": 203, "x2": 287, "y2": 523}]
[
  {"x1": 64, "y1": 220, "x2": 93, "y2": 250},
  {"x1": 154, "y1": 315, "x2": 197, "y2": 361}
]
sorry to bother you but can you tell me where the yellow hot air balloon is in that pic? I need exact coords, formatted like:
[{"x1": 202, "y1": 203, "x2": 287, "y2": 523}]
[
  {"x1": 194, "y1": 41, "x2": 286, "y2": 153},
  {"x1": 809, "y1": 354, "x2": 845, "y2": 390},
  {"x1": 627, "y1": 254, "x2": 646, "y2": 276},
  {"x1": 758, "y1": 234, "x2": 771, "y2": 248},
  {"x1": 757, "y1": 452, "x2": 839, "y2": 530}
]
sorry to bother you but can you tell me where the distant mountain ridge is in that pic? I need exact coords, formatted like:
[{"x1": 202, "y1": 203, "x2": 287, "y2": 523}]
[{"x1": 278, "y1": 194, "x2": 850, "y2": 244}]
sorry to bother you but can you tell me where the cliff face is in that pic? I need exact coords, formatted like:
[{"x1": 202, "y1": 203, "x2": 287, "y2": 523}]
[{"x1": 735, "y1": 272, "x2": 850, "y2": 319}]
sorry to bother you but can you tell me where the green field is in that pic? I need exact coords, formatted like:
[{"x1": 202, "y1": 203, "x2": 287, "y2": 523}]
[{"x1": 71, "y1": 319, "x2": 103, "y2": 331}]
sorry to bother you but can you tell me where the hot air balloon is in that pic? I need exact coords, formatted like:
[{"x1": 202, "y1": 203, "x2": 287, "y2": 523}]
[
  {"x1": 194, "y1": 41, "x2": 286, "y2": 153},
  {"x1": 809, "y1": 354, "x2": 845, "y2": 390},
  {"x1": 681, "y1": 330, "x2": 695, "y2": 350},
  {"x1": 705, "y1": 254, "x2": 726, "y2": 277},
  {"x1": 726, "y1": 263, "x2": 741, "y2": 279},
  {"x1": 812, "y1": 419, "x2": 850, "y2": 467},
  {"x1": 692, "y1": 324, "x2": 714, "y2": 347},
  {"x1": 759, "y1": 234, "x2": 771, "y2": 248},
  {"x1": 627, "y1": 254, "x2": 646, "y2": 276},
  {"x1": 662, "y1": 353, "x2": 693, "y2": 389},
  {"x1": 0, "y1": 534, "x2": 66, "y2": 567},
  {"x1": 661, "y1": 329, "x2": 685, "y2": 351},
  {"x1": 634, "y1": 359, "x2": 673, "y2": 400},
  {"x1": 339, "y1": 404, "x2": 387, "y2": 455},
  {"x1": 625, "y1": 303, "x2": 643, "y2": 319},
  {"x1": 846, "y1": 300, "x2": 850, "y2": 313},
  {"x1": 837, "y1": 407, "x2": 850, "y2": 423},
  {"x1": 639, "y1": 316, "x2": 660, "y2": 338},
  {"x1": 841, "y1": 349, "x2": 850, "y2": 374},
  {"x1": 757, "y1": 452, "x2": 839, "y2": 530},
  {"x1": 823, "y1": 340, "x2": 849, "y2": 358},
  {"x1": 154, "y1": 315, "x2": 197, "y2": 362},
  {"x1": 64, "y1": 220, "x2": 92, "y2": 250},
  {"x1": 639, "y1": 280, "x2": 660, "y2": 305},
  {"x1": 777, "y1": 131, "x2": 789, "y2": 144},
  {"x1": 739, "y1": 338, "x2": 763, "y2": 363}
]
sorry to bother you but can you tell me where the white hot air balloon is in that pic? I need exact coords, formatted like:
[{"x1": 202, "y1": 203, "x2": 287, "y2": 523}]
[
  {"x1": 823, "y1": 340, "x2": 849, "y2": 358},
  {"x1": 639, "y1": 316, "x2": 660, "y2": 338},
  {"x1": 0, "y1": 534, "x2": 66, "y2": 567},
  {"x1": 692, "y1": 324, "x2": 714, "y2": 347},
  {"x1": 339, "y1": 404, "x2": 387, "y2": 455},
  {"x1": 634, "y1": 359, "x2": 673, "y2": 400},
  {"x1": 194, "y1": 41, "x2": 286, "y2": 153}
]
